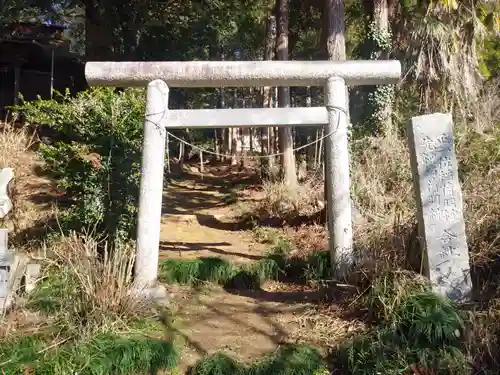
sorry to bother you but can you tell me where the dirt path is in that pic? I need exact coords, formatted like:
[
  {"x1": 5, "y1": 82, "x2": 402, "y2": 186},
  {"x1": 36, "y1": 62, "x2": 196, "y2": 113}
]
[
  {"x1": 159, "y1": 165, "x2": 365, "y2": 372},
  {"x1": 160, "y1": 166, "x2": 266, "y2": 264}
]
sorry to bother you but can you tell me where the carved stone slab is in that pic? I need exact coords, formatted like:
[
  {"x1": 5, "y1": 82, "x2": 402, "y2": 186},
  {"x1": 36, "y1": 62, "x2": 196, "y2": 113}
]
[
  {"x1": 407, "y1": 113, "x2": 472, "y2": 302},
  {"x1": 0, "y1": 168, "x2": 13, "y2": 219}
]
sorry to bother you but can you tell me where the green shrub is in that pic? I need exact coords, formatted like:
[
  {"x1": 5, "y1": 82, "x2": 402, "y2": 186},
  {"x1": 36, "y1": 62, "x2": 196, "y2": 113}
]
[{"x1": 15, "y1": 88, "x2": 147, "y2": 245}]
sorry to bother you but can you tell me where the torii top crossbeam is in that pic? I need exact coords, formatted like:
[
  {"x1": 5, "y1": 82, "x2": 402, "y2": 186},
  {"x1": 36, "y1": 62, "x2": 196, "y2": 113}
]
[{"x1": 85, "y1": 60, "x2": 401, "y2": 88}]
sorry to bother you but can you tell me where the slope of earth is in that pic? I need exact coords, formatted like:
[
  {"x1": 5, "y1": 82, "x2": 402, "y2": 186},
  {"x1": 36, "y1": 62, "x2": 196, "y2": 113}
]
[
  {"x1": 159, "y1": 162, "x2": 366, "y2": 372},
  {"x1": 0, "y1": 125, "x2": 58, "y2": 246}
]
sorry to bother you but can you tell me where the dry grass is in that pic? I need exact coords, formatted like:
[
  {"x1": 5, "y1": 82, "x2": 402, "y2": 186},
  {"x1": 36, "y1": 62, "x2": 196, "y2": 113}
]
[
  {"x1": 286, "y1": 225, "x2": 328, "y2": 259},
  {"x1": 51, "y1": 232, "x2": 144, "y2": 319},
  {"x1": 250, "y1": 117, "x2": 500, "y2": 289},
  {"x1": 349, "y1": 136, "x2": 415, "y2": 277},
  {"x1": 458, "y1": 129, "x2": 500, "y2": 297},
  {"x1": 28, "y1": 231, "x2": 149, "y2": 338},
  {"x1": 282, "y1": 305, "x2": 368, "y2": 349},
  {"x1": 255, "y1": 178, "x2": 324, "y2": 218},
  {"x1": 471, "y1": 79, "x2": 500, "y2": 133},
  {"x1": 0, "y1": 123, "x2": 35, "y2": 170},
  {"x1": 465, "y1": 300, "x2": 500, "y2": 371},
  {"x1": 0, "y1": 231, "x2": 149, "y2": 339}
]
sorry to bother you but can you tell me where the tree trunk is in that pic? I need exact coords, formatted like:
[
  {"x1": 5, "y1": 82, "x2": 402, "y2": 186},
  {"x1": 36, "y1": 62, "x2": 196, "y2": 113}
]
[
  {"x1": 166, "y1": 132, "x2": 171, "y2": 173},
  {"x1": 84, "y1": 0, "x2": 114, "y2": 60},
  {"x1": 214, "y1": 129, "x2": 220, "y2": 161},
  {"x1": 323, "y1": 0, "x2": 349, "y2": 204},
  {"x1": 219, "y1": 88, "x2": 230, "y2": 160},
  {"x1": 179, "y1": 142, "x2": 184, "y2": 170},
  {"x1": 276, "y1": 0, "x2": 297, "y2": 189},
  {"x1": 231, "y1": 89, "x2": 239, "y2": 165},
  {"x1": 262, "y1": 13, "x2": 277, "y2": 177},
  {"x1": 370, "y1": 0, "x2": 394, "y2": 137},
  {"x1": 323, "y1": 0, "x2": 350, "y2": 123},
  {"x1": 230, "y1": 128, "x2": 238, "y2": 166},
  {"x1": 305, "y1": 87, "x2": 316, "y2": 169},
  {"x1": 240, "y1": 94, "x2": 248, "y2": 168}
]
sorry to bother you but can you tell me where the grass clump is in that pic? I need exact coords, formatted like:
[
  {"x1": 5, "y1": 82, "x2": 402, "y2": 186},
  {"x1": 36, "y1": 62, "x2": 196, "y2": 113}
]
[
  {"x1": 303, "y1": 251, "x2": 331, "y2": 283},
  {"x1": 0, "y1": 232, "x2": 179, "y2": 374},
  {"x1": 159, "y1": 257, "x2": 235, "y2": 285},
  {"x1": 0, "y1": 332, "x2": 178, "y2": 375},
  {"x1": 334, "y1": 291, "x2": 469, "y2": 375},
  {"x1": 251, "y1": 227, "x2": 292, "y2": 253},
  {"x1": 191, "y1": 353, "x2": 241, "y2": 375},
  {"x1": 191, "y1": 344, "x2": 327, "y2": 375},
  {"x1": 365, "y1": 270, "x2": 431, "y2": 322},
  {"x1": 159, "y1": 256, "x2": 282, "y2": 289},
  {"x1": 158, "y1": 248, "x2": 333, "y2": 289}
]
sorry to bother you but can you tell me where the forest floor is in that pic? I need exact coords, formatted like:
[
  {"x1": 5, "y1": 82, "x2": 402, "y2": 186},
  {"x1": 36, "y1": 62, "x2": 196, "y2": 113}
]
[{"x1": 159, "y1": 163, "x2": 365, "y2": 372}]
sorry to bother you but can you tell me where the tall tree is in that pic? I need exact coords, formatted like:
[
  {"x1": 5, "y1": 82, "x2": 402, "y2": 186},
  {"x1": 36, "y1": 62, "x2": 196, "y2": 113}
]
[
  {"x1": 364, "y1": 0, "x2": 394, "y2": 136},
  {"x1": 324, "y1": 0, "x2": 347, "y2": 60},
  {"x1": 324, "y1": 0, "x2": 350, "y2": 122},
  {"x1": 276, "y1": 0, "x2": 298, "y2": 188},
  {"x1": 84, "y1": 0, "x2": 114, "y2": 60},
  {"x1": 262, "y1": 12, "x2": 277, "y2": 178}
]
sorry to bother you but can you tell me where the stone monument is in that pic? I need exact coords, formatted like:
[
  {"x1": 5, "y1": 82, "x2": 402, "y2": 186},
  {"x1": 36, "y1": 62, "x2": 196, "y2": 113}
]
[{"x1": 407, "y1": 113, "x2": 472, "y2": 302}]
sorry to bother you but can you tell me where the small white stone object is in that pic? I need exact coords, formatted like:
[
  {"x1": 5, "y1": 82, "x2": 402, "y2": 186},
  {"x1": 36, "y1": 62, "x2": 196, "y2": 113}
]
[
  {"x1": 24, "y1": 263, "x2": 42, "y2": 293},
  {"x1": 0, "y1": 168, "x2": 13, "y2": 219}
]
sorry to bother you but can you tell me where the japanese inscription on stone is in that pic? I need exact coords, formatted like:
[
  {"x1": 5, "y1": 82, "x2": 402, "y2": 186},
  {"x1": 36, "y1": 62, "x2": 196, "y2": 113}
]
[{"x1": 407, "y1": 113, "x2": 471, "y2": 302}]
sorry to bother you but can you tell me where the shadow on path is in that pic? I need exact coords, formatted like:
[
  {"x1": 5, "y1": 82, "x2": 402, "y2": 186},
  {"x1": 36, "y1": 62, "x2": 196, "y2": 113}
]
[{"x1": 159, "y1": 241, "x2": 264, "y2": 261}]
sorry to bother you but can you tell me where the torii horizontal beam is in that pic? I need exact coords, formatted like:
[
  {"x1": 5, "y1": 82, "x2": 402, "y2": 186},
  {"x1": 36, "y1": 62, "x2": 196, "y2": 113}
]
[
  {"x1": 85, "y1": 60, "x2": 401, "y2": 88},
  {"x1": 161, "y1": 107, "x2": 327, "y2": 128}
]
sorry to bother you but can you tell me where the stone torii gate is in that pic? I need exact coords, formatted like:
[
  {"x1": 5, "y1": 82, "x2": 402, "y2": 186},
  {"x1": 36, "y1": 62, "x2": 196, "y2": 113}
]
[{"x1": 85, "y1": 60, "x2": 401, "y2": 295}]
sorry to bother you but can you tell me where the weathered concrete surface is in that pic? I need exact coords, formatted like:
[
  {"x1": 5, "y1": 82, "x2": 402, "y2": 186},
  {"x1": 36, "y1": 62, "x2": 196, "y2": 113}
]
[
  {"x1": 135, "y1": 79, "x2": 169, "y2": 288},
  {"x1": 165, "y1": 107, "x2": 327, "y2": 128},
  {"x1": 407, "y1": 113, "x2": 472, "y2": 302},
  {"x1": 85, "y1": 60, "x2": 401, "y2": 88},
  {"x1": 324, "y1": 77, "x2": 353, "y2": 279}
]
